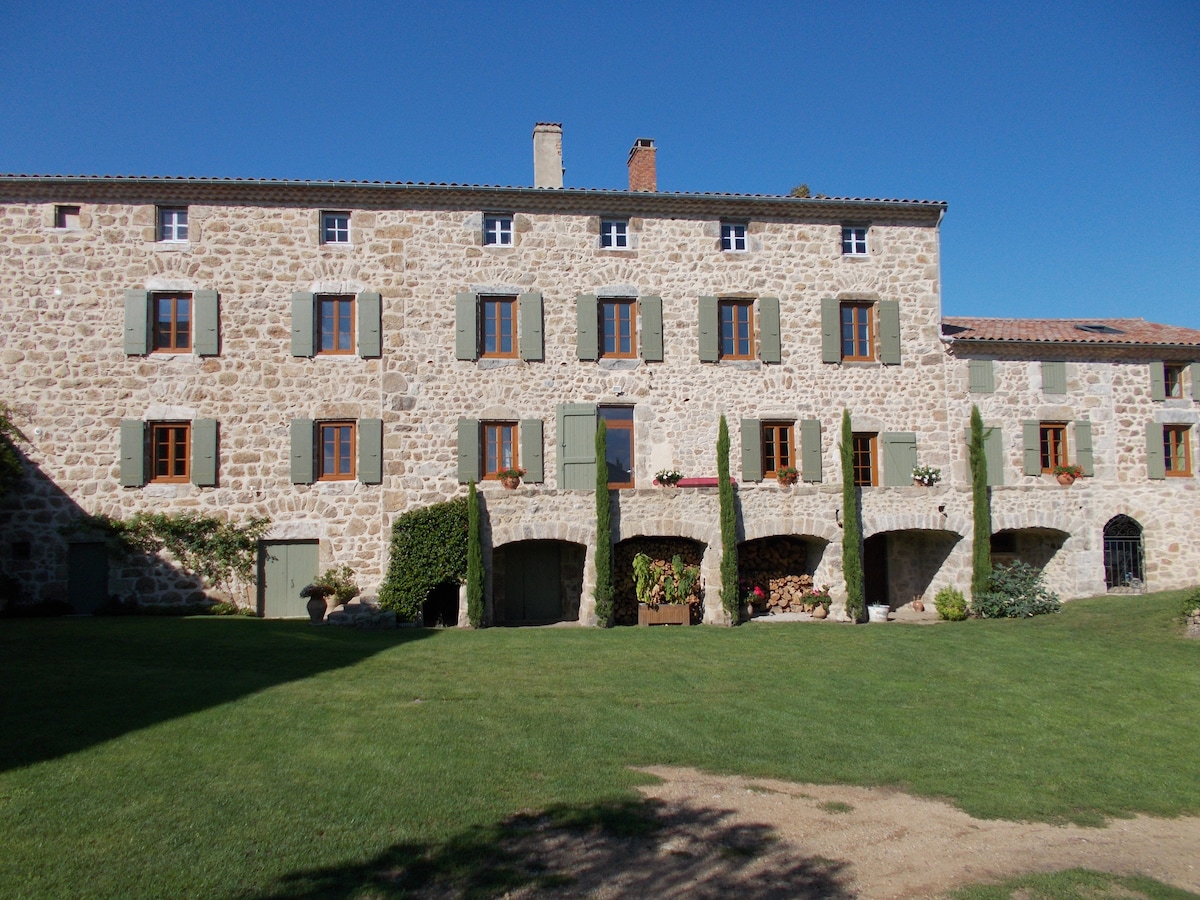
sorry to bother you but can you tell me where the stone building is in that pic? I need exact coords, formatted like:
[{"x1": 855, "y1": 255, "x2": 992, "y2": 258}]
[{"x1": 1, "y1": 124, "x2": 1197, "y2": 622}]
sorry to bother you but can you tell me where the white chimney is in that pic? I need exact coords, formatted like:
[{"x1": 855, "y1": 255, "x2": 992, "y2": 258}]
[{"x1": 533, "y1": 123, "x2": 564, "y2": 189}]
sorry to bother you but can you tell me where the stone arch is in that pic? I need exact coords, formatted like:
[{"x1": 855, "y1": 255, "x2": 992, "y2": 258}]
[
  {"x1": 1102, "y1": 515, "x2": 1145, "y2": 592},
  {"x1": 738, "y1": 535, "x2": 830, "y2": 616},
  {"x1": 863, "y1": 512, "x2": 967, "y2": 539},
  {"x1": 741, "y1": 514, "x2": 840, "y2": 544},
  {"x1": 861, "y1": 528, "x2": 962, "y2": 609},
  {"x1": 492, "y1": 539, "x2": 586, "y2": 626}
]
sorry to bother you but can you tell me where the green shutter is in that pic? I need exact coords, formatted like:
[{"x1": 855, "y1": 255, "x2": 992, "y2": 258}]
[
  {"x1": 119, "y1": 419, "x2": 144, "y2": 487},
  {"x1": 1149, "y1": 362, "x2": 1166, "y2": 401},
  {"x1": 984, "y1": 427, "x2": 1004, "y2": 487},
  {"x1": 698, "y1": 296, "x2": 719, "y2": 362},
  {"x1": 1023, "y1": 421, "x2": 1040, "y2": 475},
  {"x1": 576, "y1": 294, "x2": 598, "y2": 361},
  {"x1": 1146, "y1": 422, "x2": 1166, "y2": 479},
  {"x1": 291, "y1": 292, "x2": 315, "y2": 357},
  {"x1": 878, "y1": 300, "x2": 901, "y2": 365},
  {"x1": 881, "y1": 432, "x2": 917, "y2": 486},
  {"x1": 457, "y1": 418, "x2": 480, "y2": 484},
  {"x1": 191, "y1": 418, "x2": 217, "y2": 486},
  {"x1": 821, "y1": 298, "x2": 840, "y2": 363},
  {"x1": 758, "y1": 296, "x2": 781, "y2": 364},
  {"x1": 1192, "y1": 362, "x2": 1200, "y2": 401},
  {"x1": 193, "y1": 290, "x2": 219, "y2": 356},
  {"x1": 124, "y1": 289, "x2": 149, "y2": 355},
  {"x1": 455, "y1": 292, "x2": 478, "y2": 360},
  {"x1": 968, "y1": 359, "x2": 994, "y2": 393},
  {"x1": 357, "y1": 418, "x2": 382, "y2": 484},
  {"x1": 556, "y1": 403, "x2": 596, "y2": 489},
  {"x1": 290, "y1": 419, "x2": 314, "y2": 484},
  {"x1": 640, "y1": 295, "x2": 663, "y2": 362},
  {"x1": 801, "y1": 419, "x2": 822, "y2": 482},
  {"x1": 1074, "y1": 420, "x2": 1093, "y2": 477},
  {"x1": 1042, "y1": 360, "x2": 1066, "y2": 394},
  {"x1": 740, "y1": 419, "x2": 762, "y2": 482},
  {"x1": 519, "y1": 291, "x2": 543, "y2": 361},
  {"x1": 357, "y1": 291, "x2": 381, "y2": 358},
  {"x1": 521, "y1": 418, "x2": 544, "y2": 483}
]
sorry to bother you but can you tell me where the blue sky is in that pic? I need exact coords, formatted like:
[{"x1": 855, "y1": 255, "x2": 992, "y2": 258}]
[{"x1": 3, "y1": 1, "x2": 1197, "y2": 327}]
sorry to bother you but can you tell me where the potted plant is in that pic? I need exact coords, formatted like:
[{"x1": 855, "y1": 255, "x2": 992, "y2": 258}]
[
  {"x1": 300, "y1": 565, "x2": 360, "y2": 623},
  {"x1": 867, "y1": 602, "x2": 890, "y2": 622},
  {"x1": 654, "y1": 469, "x2": 683, "y2": 487},
  {"x1": 496, "y1": 466, "x2": 526, "y2": 489},
  {"x1": 633, "y1": 552, "x2": 698, "y2": 625},
  {"x1": 776, "y1": 465, "x2": 800, "y2": 486},
  {"x1": 912, "y1": 465, "x2": 941, "y2": 487},
  {"x1": 1052, "y1": 464, "x2": 1083, "y2": 485},
  {"x1": 803, "y1": 583, "x2": 833, "y2": 619}
]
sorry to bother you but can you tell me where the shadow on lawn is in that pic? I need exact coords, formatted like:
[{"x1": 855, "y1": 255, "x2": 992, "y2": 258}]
[
  {"x1": 0, "y1": 617, "x2": 431, "y2": 773},
  {"x1": 245, "y1": 797, "x2": 852, "y2": 899}
]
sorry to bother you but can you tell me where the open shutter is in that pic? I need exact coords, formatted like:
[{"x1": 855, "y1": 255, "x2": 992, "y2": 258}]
[
  {"x1": 1192, "y1": 362, "x2": 1200, "y2": 401},
  {"x1": 119, "y1": 420, "x2": 145, "y2": 486},
  {"x1": 519, "y1": 291, "x2": 543, "y2": 361},
  {"x1": 123, "y1": 289, "x2": 149, "y2": 355},
  {"x1": 878, "y1": 300, "x2": 901, "y2": 365},
  {"x1": 193, "y1": 290, "x2": 219, "y2": 356},
  {"x1": 881, "y1": 432, "x2": 917, "y2": 486},
  {"x1": 357, "y1": 418, "x2": 382, "y2": 484},
  {"x1": 521, "y1": 419, "x2": 544, "y2": 483},
  {"x1": 291, "y1": 292, "x2": 315, "y2": 357},
  {"x1": 821, "y1": 298, "x2": 840, "y2": 363},
  {"x1": 698, "y1": 296, "x2": 719, "y2": 362},
  {"x1": 290, "y1": 419, "x2": 314, "y2": 484},
  {"x1": 1149, "y1": 362, "x2": 1166, "y2": 401},
  {"x1": 1023, "y1": 421, "x2": 1040, "y2": 475},
  {"x1": 1146, "y1": 422, "x2": 1166, "y2": 479},
  {"x1": 740, "y1": 419, "x2": 762, "y2": 482},
  {"x1": 556, "y1": 403, "x2": 596, "y2": 489},
  {"x1": 985, "y1": 427, "x2": 1004, "y2": 486},
  {"x1": 357, "y1": 291, "x2": 382, "y2": 358},
  {"x1": 576, "y1": 294, "x2": 598, "y2": 361},
  {"x1": 1042, "y1": 361, "x2": 1066, "y2": 394},
  {"x1": 968, "y1": 359, "x2": 994, "y2": 393},
  {"x1": 640, "y1": 295, "x2": 663, "y2": 362},
  {"x1": 457, "y1": 418, "x2": 480, "y2": 484},
  {"x1": 758, "y1": 296, "x2": 781, "y2": 363},
  {"x1": 455, "y1": 292, "x2": 478, "y2": 360},
  {"x1": 1074, "y1": 420, "x2": 1093, "y2": 476},
  {"x1": 800, "y1": 419, "x2": 822, "y2": 482},
  {"x1": 191, "y1": 418, "x2": 217, "y2": 486}
]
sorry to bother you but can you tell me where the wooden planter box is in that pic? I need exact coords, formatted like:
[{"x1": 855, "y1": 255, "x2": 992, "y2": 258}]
[{"x1": 638, "y1": 602, "x2": 691, "y2": 626}]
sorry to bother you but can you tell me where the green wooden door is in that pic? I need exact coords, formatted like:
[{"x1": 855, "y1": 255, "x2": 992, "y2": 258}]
[
  {"x1": 67, "y1": 542, "x2": 109, "y2": 613},
  {"x1": 504, "y1": 542, "x2": 562, "y2": 623},
  {"x1": 260, "y1": 542, "x2": 319, "y2": 618}
]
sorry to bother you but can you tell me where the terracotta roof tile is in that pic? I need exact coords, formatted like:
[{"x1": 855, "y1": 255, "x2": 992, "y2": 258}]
[{"x1": 942, "y1": 317, "x2": 1200, "y2": 348}]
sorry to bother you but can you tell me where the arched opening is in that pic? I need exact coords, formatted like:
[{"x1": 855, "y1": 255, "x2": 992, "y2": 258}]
[
  {"x1": 1103, "y1": 515, "x2": 1145, "y2": 592},
  {"x1": 864, "y1": 530, "x2": 961, "y2": 610},
  {"x1": 614, "y1": 537, "x2": 706, "y2": 625},
  {"x1": 422, "y1": 581, "x2": 460, "y2": 627},
  {"x1": 990, "y1": 528, "x2": 1067, "y2": 573},
  {"x1": 492, "y1": 540, "x2": 585, "y2": 626},
  {"x1": 738, "y1": 535, "x2": 828, "y2": 616}
]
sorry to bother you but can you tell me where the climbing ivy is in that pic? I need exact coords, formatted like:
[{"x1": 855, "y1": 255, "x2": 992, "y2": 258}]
[{"x1": 378, "y1": 497, "x2": 468, "y2": 622}]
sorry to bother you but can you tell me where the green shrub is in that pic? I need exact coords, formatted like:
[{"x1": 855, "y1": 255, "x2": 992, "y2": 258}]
[
  {"x1": 933, "y1": 586, "x2": 968, "y2": 621},
  {"x1": 717, "y1": 415, "x2": 740, "y2": 623},
  {"x1": 378, "y1": 497, "x2": 468, "y2": 622},
  {"x1": 466, "y1": 481, "x2": 484, "y2": 628},
  {"x1": 305, "y1": 565, "x2": 360, "y2": 606},
  {"x1": 972, "y1": 561, "x2": 1062, "y2": 618},
  {"x1": 969, "y1": 404, "x2": 992, "y2": 602},
  {"x1": 1179, "y1": 586, "x2": 1200, "y2": 622},
  {"x1": 593, "y1": 420, "x2": 614, "y2": 626},
  {"x1": 840, "y1": 409, "x2": 865, "y2": 622}
]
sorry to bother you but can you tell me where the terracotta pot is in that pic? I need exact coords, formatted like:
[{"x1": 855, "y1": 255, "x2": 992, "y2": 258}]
[
  {"x1": 777, "y1": 474, "x2": 799, "y2": 486},
  {"x1": 501, "y1": 476, "x2": 521, "y2": 489},
  {"x1": 306, "y1": 595, "x2": 328, "y2": 624},
  {"x1": 811, "y1": 605, "x2": 828, "y2": 620},
  {"x1": 912, "y1": 600, "x2": 925, "y2": 612},
  {"x1": 1056, "y1": 473, "x2": 1076, "y2": 485}
]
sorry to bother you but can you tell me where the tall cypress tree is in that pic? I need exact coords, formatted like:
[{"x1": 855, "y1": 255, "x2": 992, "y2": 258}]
[
  {"x1": 840, "y1": 409, "x2": 865, "y2": 622},
  {"x1": 593, "y1": 420, "x2": 614, "y2": 626},
  {"x1": 466, "y1": 480, "x2": 484, "y2": 627},
  {"x1": 969, "y1": 404, "x2": 992, "y2": 601},
  {"x1": 717, "y1": 415, "x2": 740, "y2": 624}
]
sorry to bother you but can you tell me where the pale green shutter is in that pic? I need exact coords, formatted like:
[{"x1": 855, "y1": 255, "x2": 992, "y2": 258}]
[
  {"x1": 879, "y1": 300, "x2": 901, "y2": 365},
  {"x1": 1192, "y1": 363, "x2": 1200, "y2": 401},
  {"x1": 193, "y1": 290, "x2": 219, "y2": 356},
  {"x1": 1074, "y1": 420, "x2": 1093, "y2": 476},
  {"x1": 191, "y1": 418, "x2": 217, "y2": 486},
  {"x1": 698, "y1": 296, "x2": 719, "y2": 362},
  {"x1": 291, "y1": 292, "x2": 315, "y2": 357},
  {"x1": 741, "y1": 419, "x2": 762, "y2": 482},
  {"x1": 357, "y1": 291, "x2": 381, "y2": 358},
  {"x1": 290, "y1": 419, "x2": 314, "y2": 484},
  {"x1": 968, "y1": 359, "x2": 994, "y2": 393},
  {"x1": 357, "y1": 418, "x2": 382, "y2": 484},
  {"x1": 124, "y1": 289, "x2": 149, "y2": 355},
  {"x1": 455, "y1": 292, "x2": 478, "y2": 360},
  {"x1": 1042, "y1": 361, "x2": 1066, "y2": 394},
  {"x1": 1149, "y1": 362, "x2": 1166, "y2": 401},
  {"x1": 640, "y1": 295, "x2": 663, "y2": 362},
  {"x1": 1146, "y1": 422, "x2": 1166, "y2": 479},
  {"x1": 557, "y1": 403, "x2": 596, "y2": 489},
  {"x1": 521, "y1": 419, "x2": 544, "y2": 483},
  {"x1": 801, "y1": 419, "x2": 822, "y2": 482},
  {"x1": 984, "y1": 427, "x2": 1004, "y2": 486},
  {"x1": 881, "y1": 432, "x2": 917, "y2": 486},
  {"x1": 576, "y1": 294, "x2": 598, "y2": 361},
  {"x1": 821, "y1": 298, "x2": 840, "y2": 363},
  {"x1": 519, "y1": 291, "x2": 543, "y2": 361},
  {"x1": 1023, "y1": 421, "x2": 1040, "y2": 475},
  {"x1": 119, "y1": 420, "x2": 144, "y2": 486},
  {"x1": 758, "y1": 296, "x2": 781, "y2": 363},
  {"x1": 457, "y1": 418, "x2": 480, "y2": 484}
]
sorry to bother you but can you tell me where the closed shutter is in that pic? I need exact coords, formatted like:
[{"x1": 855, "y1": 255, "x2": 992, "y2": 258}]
[
  {"x1": 698, "y1": 296, "x2": 719, "y2": 362},
  {"x1": 1042, "y1": 361, "x2": 1066, "y2": 394},
  {"x1": 457, "y1": 418, "x2": 480, "y2": 484},
  {"x1": 740, "y1": 419, "x2": 762, "y2": 482},
  {"x1": 881, "y1": 432, "x2": 917, "y2": 486},
  {"x1": 1023, "y1": 421, "x2": 1040, "y2": 475},
  {"x1": 557, "y1": 403, "x2": 596, "y2": 489},
  {"x1": 357, "y1": 291, "x2": 382, "y2": 358},
  {"x1": 119, "y1": 420, "x2": 145, "y2": 486},
  {"x1": 758, "y1": 296, "x2": 781, "y2": 364},
  {"x1": 820, "y1": 298, "x2": 840, "y2": 363},
  {"x1": 1074, "y1": 420, "x2": 1093, "y2": 477},
  {"x1": 521, "y1": 419, "x2": 544, "y2": 483},
  {"x1": 124, "y1": 289, "x2": 149, "y2": 355},
  {"x1": 193, "y1": 290, "x2": 219, "y2": 356},
  {"x1": 1146, "y1": 422, "x2": 1166, "y2": 480},
  {"x1": 357, "y1": 418, "x2": 382, "y2": 484},
  {"x1": 801, "y1": 418, "x2": 822, "y2": 483},
  {"x1": 968, "y1": 359, "x2": 994, "y2": 393},
  {"x1": 191, "y1": 418, "x2": 217, "y2": 486},
  {"x1": 519, "y1": 291, "x2": 543, "y2": 361},
  {"x1": 290, "y1": 419, "x2": 314, "y2": 484},
  {"x1": 878, "y1": 300, "x2": 901, "y2": 365},
  {"x1": 291, "y1": 292, "x2": 315, "y2": 357},
  {"x1": 1149, "y1": 362, "x2": 1166, "y2": 401},
  {"x1": 576, "y1": 294, "x2": 598, "y2": 361},
  {"x1": 640, "y1": 295, "x2": 663, "y2": 362},
  {"x1": 984, "y1": 427, "x2": 1004, "y2": 486},
  {"x1": 455, "y1": 292, "x2": 478, "y2": 360}
]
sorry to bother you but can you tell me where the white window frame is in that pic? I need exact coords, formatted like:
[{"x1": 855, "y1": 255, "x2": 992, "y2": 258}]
[
  {"x1": 841, "y1": 226, "x2": 868, "y2": 256},
  {"x1": 720, "y1": 222, "x2": 747, "y2": 252},
  {"x1": 158, "y1": 206, "x2": 189, "y2": 243},
  {"x1": 600, "y1": 219, "x2": 628, "y2": 249},
  {"x1": 483, "y1": 214, "x2": 513, "y2": 246},
  {"x1": 321, "y1": 212, "x2": 351, "y2": 245}
]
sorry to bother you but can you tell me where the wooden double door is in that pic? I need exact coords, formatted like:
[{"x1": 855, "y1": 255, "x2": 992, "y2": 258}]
[{"x1": 259, "y1": 541, "x2": 319, "y2": 618}]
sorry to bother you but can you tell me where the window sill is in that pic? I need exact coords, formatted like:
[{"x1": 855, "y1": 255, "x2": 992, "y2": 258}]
[
  {"x1": 153, "y1": 242, "x2": 191, "y2": 252},
  {"x1": 477, "y1": 358, "x2": 523, "y2": 370},
  {"x1": 715, "y1": 359, "x2": 761, "y2": 371},
  {"x1": 598, "y1": 358, "x2": 641, "y2": 371}
]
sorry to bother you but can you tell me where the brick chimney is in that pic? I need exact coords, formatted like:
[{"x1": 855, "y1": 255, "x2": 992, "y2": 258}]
[
  {"x1": 532, "y1": 123, "x2": 564, "y2": 189},
  {"x1": 628, "y1": 138, "x2": 656, "y2": 192}
]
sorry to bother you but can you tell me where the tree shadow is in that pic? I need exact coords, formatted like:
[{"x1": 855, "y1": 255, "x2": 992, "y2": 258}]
[{"x1": 243, "y1": 797, "x2": 853, "y2": 899}]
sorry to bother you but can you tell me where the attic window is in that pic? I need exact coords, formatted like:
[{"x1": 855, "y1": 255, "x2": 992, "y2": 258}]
[{"x1": 1075, "y1": 324, "x2": 1125, "y2": 335}]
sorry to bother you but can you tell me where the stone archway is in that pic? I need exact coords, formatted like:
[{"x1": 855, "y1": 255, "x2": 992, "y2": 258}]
[
  {"x1": 738, "y1": 535, "x2": 828, "y2": 616},
  {"x1": 613, "y1": 537, "x2": 706, "y2": 626},
  {"x1": 1103, "y1": 515, "x2": 1145, "y2": 592},
  {"x1": 492, "y1": 540, "x2": 585, "y2": 625}
]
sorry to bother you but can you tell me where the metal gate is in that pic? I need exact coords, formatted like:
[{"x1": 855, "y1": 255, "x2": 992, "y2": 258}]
[{"x1": 1103, "y1": 515, "x2": 1145, "y2": 592}]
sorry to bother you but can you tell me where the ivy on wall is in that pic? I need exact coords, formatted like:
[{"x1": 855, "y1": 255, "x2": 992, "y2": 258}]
[{"x1": 378, "y1": 496, "x2": 468, "y2": 622}]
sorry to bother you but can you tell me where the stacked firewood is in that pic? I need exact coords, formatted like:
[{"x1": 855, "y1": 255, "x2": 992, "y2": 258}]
[
  {"x1": 740, "y1": 538, "x2": 826, "y2": 614},
  {"x1": 614, "y1": 538, "x2": 703, "y2": 625}
]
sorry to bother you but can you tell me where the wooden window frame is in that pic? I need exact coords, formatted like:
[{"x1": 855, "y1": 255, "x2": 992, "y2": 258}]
[
  {"x1": 720, "y1": 221, "x2": 748, "y2": 252},
  {"x1": 158, "y1": 206, "x2": 188, "y2": 242},
  {"x1": 150, "y1": 422, "x2": 190, "y2": 483},
  {"x1": 1164, "y1": 425, "x2": 1192, "y2": 477},
  {"x1": 1040, "y1": 423, "x2": 1068, "y2": 473},
  {"x1": 55, "y1": 205, "x2": 81, "y2": 229},
  {"x1": 600, "y1": 219, "x2": 628, "y2": 248},
  {"x1": 317, "y1": 294, "x2": 355, "y2": 355},
  {"x1": 762, "y1": 422, "x2": 795, "y2": 478},
  {"x1": 480, "y1": 295, "x2": 518, "y2": 358},
  {"x1": 481, "y1": 422, "x2": 518, "y2": 479},
  {"x1": 1165, "y1": 363, "x2": 1186, "y2": 399},
  {"x1": 852, "y1": 433, "x2": 878, "y2": 486},
  {"x1": 719, "y1": 299, "x2": 754, "y2": 359},
  {"x1": 483, "y1": 214, "x2": 513, "y2": 246},
  {"x1": 318, "y1": 421, "x2": 356, "y2": 481},
  {"x1": 152, "y1": 292, "x2": 192, "y2": 352},
  {"x1": 841, "y1": 225, "x2": 868, "y2": 255},
  {"x1": 600, "y1": 299, "x2": 637, "y2": 358},
  {"x1": 840, "y1": 301, "x2": 875, "y2": 361},
  {"x1": 321, "y1": 211, "x2": 350, "y2": 245},
  {"x1": 599, "y1": 406, "x2": 635, "y2": 489}
]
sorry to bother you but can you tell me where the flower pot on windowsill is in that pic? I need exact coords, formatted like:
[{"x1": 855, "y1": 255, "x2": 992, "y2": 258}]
[
  {"x1": 1056, "y1": 473, "x2": 1076, "y2": 485},
  {"x1": 500, "y1": 476, "x2": 521, "y2": 489},
  {"x1": 776, "y1": 468, "x2": 800, "y2": 486},
  {"x1": 1052, "y1": 466, "x2": 1083, "y2": 486}
]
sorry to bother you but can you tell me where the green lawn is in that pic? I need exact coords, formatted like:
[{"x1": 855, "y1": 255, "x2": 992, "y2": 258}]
[{"x1": 1, "y1": 590, "x2": 1197, "y2": 898}]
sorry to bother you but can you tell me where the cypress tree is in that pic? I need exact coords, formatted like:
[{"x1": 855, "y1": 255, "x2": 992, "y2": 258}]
[
  {"x1": 593, "y1": 420, "x2": 614, "y2": 626},
  {"x1": 969, "y1": 404, "x2": 992, "y2": 601},
  {"x1": 466, "y1": 480, "x2": 484, "y2": 627},
  {"x1": 717, "y1": 415, "x2": 740, "y2": 624},
  {"x1": 840, "y1": 409, "x2": 865, "y2": 622}
]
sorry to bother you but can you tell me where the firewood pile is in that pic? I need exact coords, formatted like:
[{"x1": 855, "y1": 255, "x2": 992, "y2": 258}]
[
  {"x1": 614, "y1": 538, "x2": 703, "y2": 625},
  {"x1": 740, "y1": 538, "x2": 826, "y2": 614}
]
